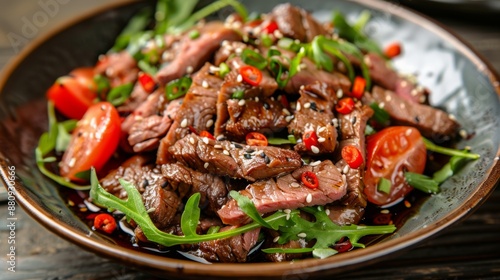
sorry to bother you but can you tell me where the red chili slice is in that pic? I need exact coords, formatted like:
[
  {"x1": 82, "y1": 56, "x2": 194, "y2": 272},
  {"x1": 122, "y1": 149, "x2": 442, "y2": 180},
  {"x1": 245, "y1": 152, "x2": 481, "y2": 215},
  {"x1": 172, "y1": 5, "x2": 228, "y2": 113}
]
[
  {"x1": 239, "y1": 65, "x2": 262, "y2": 86},
  {"x1": 351, "y1": 76, "x2": 366, "y2": 99},
  {"x1": 302, "y1": 130, "x2": 318, "y2": 151},
  {"x1": 384, "y1": 42, "x2": 402, "y2": 59},
  {"x1": 301, "y1": 171, "x2": 319, "y2": 189},
  {"x1": 199, "y1": 130, "x2": 215, "y2": 140},
  {"x1": 246, "y1": 132, "x2": 268, "y2": 146},
  {"x1": 263, "y1": 21, "x2": 279, "y2": 34},
  {"x1": 341, "y1": 145, "x2": 364, "y2": 169},
  {"x1": 138, "y1": 72, "x2": 157, "y2": 93},
  {"x1": 335, "y1": 97, "x2": 355, "y2": 114},
  {"x1": 93, "y1": 213, "x2": 117, "y2": 234}
]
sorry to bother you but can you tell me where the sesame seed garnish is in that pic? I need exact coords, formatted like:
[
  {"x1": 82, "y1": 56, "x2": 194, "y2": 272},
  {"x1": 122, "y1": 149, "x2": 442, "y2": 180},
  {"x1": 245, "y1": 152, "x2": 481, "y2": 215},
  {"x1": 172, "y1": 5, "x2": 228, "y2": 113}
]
[
  {"x1": 310, "y1": 160, "x2": 321, "y2": 166},
  {"x1": 209, "y1": 66, "x2": 220, "y2": 73},
  {"x1": 400, "y1": 103, "x2": 406, "y2": 109},
  {"x1": 189, "y1": 137, "x2": 195, "y2": 144},
  {"x1": 290, "y1": 182, "x2": 300, "y2": 188},
  {"x1": 273, "y1": 236, "x2": 280, "y2": 243},
  {"x1": 459, "y1": 129, "x2": 468, "y2": 139},
  {"x1": 202, "y1": 137, "x2": 209, "y2": 144},
  {"x1": 306, "y1": 193, "x2": 312, "y2": 203},
  {"x1": 273, "y1": 30, "x2": 283, "y2": 38},
  {"x1": 186, "y1": 66, "x2": 193, "y2": 74},
  {"x1": 236, "y1": 74, "x2": 243, "y2": 83},
  {"x1": 297, "y1": 232, "x2": 307, "y2": 238},
  {"x1": 332, "y1": 118, "x2": 338, "y2": 127},
  {"x1": 318, "y1": 126, "x2": 326, "y2": 133},
  {"x1": 180, "y1": 118, "x2": 188, "y2": 128},
  {"x1": 206, "y1": 119, "x2": 214, "y2": 128},
  {"x1": 385, "y1": 95, "x2": 392, "y2": 102},
  {"x1": 363, "y1": 55, "x2": 371, "y2": 67},
  {"x1": 419, "y1": 95, "x2": 426, "y2": 103},
  {"x1": 202, "y1": 80, "x2": 209, "y2": 88},
  {"x1": 216, "y1": 135, "x2": 225, "y2": 141},
  {"x1": 405, "y1": 128, "x2": 412, "y2": 136},
  {"x1": 284, "y1": 209, "x2": 291, "y2": 214},
  {"x1": 380, "y1": 209, "x2": 390, "y2": 214},
  {"x1": 337, "y1": 89, "x2": 344, "y2": 99},
  {"x1": 299, "y1": 85, "x2": 304, "y2": 91},
  {"x1": 69, "y1": 158, "x2": 76, "y2": 167},
  {"x1": 342, "y1": 164, "x2": 350, "y2": 174},
  {"x1": 282, "y1": 108, "x2": 291, "y2": 116},
  {"x1": 449, "y1": 114, "x2": 456, "y2": 121},
  {"x1": 404, "y1": 200, "x2": 411, "y2": 208},
  {"x1": 318, "y1": 137, "x2": 326, "y2": 143},
  {"x1": 255, "y1": 96, "x2": 259, "y2": 102},
  {"x1": 238, "y1": 99, "x2": 246, "y2": 106},
  {"x1": 204, "y1": 162, "x2": 209, "y2": 169},
  {"x1": 303, "y1": 102, "x2": 311, "y2": 109},
  {"x1": 325, "y1": 209, "x2": 331, "y2": 215},
  {"x1": 223, "y1": 150, "x2": 230, "y2": 155},
  {"x1": 296, "y1": 102, "x2": 301, "y2": 111},
  {"x1": 411, "y1": 89, "x2": 419, "y2": 96},
  {"x1": 235, "y1": 47, "x2": 243, "y2": 55},
  {"x1": 285, "y1": 115, "x2": 294, "y2": 122},
  {"x1": 379, "y1": 102, "x2": 385, "y2": 109},
  {"x1": 311, "y1": 145, "x2": 320, "y2": 154},
  {"x1": 214, "y1": 144, "x2": 223, "y2": 149},
  {"x1": 341, "y1": 174, "x2": 347, "y2": 184}
]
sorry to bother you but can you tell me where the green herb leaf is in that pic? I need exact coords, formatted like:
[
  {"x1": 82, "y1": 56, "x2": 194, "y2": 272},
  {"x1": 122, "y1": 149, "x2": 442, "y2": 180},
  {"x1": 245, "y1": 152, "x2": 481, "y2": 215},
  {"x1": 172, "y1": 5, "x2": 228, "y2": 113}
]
[
  {"x1": 38, "y1": 102, "x2": 58, "y2": 157},
  {"x1": 332, "y1": 11, "x2": 383, "y2": 56},
  {"x1": 404, "y1": 172, "x2": 440, "y2": 194},
  {"x1": 154, "y1": 0, "x2": 199, "y2": 35},
  {"x1": 377, "y1": 177, "x2": 391, "y2": 194},
  {"x1": 321, "y1": 37, "x2": 355, "y2": 81},
  {"x1": 230, "y1": 190, "x2": 275, "y2": 230},
  {"x1": 423, "y1": 138, "x2": 480, "y2": 159},
  {"x1": 111, "y1": 7, "x2": 153, "y2": 52},
  {"x1": 311, "y1": 36, "x2": 333, "y2": 72},
  {"x1": 166, "y1": 76, "x2": 192, "y2": 100},
  {"x1": 138, "y1": 59, "x2": 158, "y2": 75},
  {"x1": 219, "y1": 62, "x2": 230, "y2": 78},
  {"x1": 267, "y1": 135, "x2": 297, "y2": 145},
  {"x1": 107, "y1": 83, "x2": 134, "y2": 106},
  {"x1": 268, "y1": 57, "x2": 288, "y2": 89},
  {"x1": 353, "y1": 10, "x2": 371, "y2": 32},
  {"x1": 369, "y1": 102, "x2": 390, "y2": 125},
  {"x1": 261, "y1": 247, "x2": 314, "y2": 254},
  {"x1": 312, "y1": 248, "x2": 338, "y2": 259},
  {"x1": 93, "y1": 74, "x2": 110, "y2": 98},
  {"x1": 241, "y1": 48, "x2": 267, "y2": 70},
  {"x1": 232, "y1": 89, "x2": 245, "y2": 99},
  {"x1": 181, "y1": 193, "x2": 201, "y2": 237},
  {"x1": 55, "y1": 123, "x2": 72, "y2": 153},
  {"x1": 188, "y1": 29, "x2": 200, "y2": 39}
]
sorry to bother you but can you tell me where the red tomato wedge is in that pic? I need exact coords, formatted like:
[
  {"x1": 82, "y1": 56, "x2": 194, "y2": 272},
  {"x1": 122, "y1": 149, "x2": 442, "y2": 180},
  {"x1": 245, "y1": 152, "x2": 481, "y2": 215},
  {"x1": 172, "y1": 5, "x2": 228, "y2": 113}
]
[
  {"x1": 60, "y1": 102, "x2": 121, "y2": 181},
  {"x1": 364, "y1": 126, "x2": 426, "y2": 206},
  {"x1": 47, "y1": 67, "x2": 97, "y2": 119}
]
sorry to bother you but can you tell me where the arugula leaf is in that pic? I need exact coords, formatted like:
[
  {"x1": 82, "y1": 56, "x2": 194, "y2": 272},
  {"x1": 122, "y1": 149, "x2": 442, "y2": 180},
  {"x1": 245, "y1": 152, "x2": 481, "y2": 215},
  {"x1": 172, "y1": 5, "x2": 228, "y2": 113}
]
[
  {"x1": 181, "y1": 192, "x2": 201, "y2": 237},
  {"x1": 332, "y1": 11, "x2": 383, "y2": 56},
  {"x1": 154, "y1": 0, "x2": 199, "y2": 35},
  {"x1": 320, "y1": 37, "x2": 355, "y2": 81},
  {"x1": 230, "y1": 191, "x2": 275, "y2": 229},
  {"x1": 353, "y1": 10, "x2": 371, "y2": 32},
  {"x1": 423, "y1": 138, "x2": 480, "y2": 159},
  {"x1": 55, "y1": 123, "x2": 72, "y2": 153},
  {"x1": 432, "y1": 154, "x2": 473, "y2": 184},
  {"x1": 404, "y1": 172, "x2": 440, "y2": 194},
  {"x1": 311, "y1": 36, "x2": 333, "y2": 72}
]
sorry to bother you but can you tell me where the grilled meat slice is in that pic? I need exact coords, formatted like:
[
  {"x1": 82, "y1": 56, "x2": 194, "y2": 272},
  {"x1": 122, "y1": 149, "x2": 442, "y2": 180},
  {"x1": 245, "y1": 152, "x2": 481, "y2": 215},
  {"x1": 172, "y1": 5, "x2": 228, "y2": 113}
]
[
  {"x1": 142, "y1": 184, "x2": 181, "y2": 229},
  {"x1": 95, "y1": 50, "x2": 138, "y2": 87},
  {"x1": 168, "y1": 134, "x2": 302, "y2": 181},
  {"x1": 271, "y1": 3, "x2": 328, "y2": 42},
  {"x1": 156, "y1": 22, "x2": 242, "y2": 85},
  {"x1": 289, "y1": 81, "x2": 338, "y2": 154},
  {"x1": 218, "y1": 160, "x2": 347, "y2": 225},
  {"x1": 364, "y1": 86, "x2": 459, "y2": 138},
  {"x1": 156, "y1": 63, "x2": 222, "y2": 164}
]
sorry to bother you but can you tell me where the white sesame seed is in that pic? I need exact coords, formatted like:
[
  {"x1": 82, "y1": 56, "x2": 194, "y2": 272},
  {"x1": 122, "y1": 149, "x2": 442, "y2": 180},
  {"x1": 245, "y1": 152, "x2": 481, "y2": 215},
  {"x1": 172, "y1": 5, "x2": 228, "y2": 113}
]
[
  {"x1": 385, "y1": 95, "x2": 392, "y2": 102},
  {"x1": 459, "y1": 129, "x2": 468, "y2": 139},
  {"x1": 282, "y1": 108, "x2": 291, "y2": 116},
  {"x1": 306, "y1": 193, "x2": 312, "y2": 203},
  {"x1": 202, "y1": 137, "x2": 209, "y2": 144},
  {"x1": 364, "y1": 55, "x2": 372, "y2": 67},
  {"x1": 449, "y1": 114, "x2": 456, "y2": 121},
  {"x1": 238, "y1": 99, "x2": 246, "y2": 106},
  {"x1": 405, "y1": 128, "x2": 412, "y2": 136},
  {"x1": 303, "y1": 102, "x2": 311, "y2": 109},
  {"x1": 223, "y1": 150, "x2": 230, "y2": 156},
  {"x1": 214, "y1": 144, "x2": 223, "y2": 149},
  {"x1": 337, "y1": 89, "x2": 344, "y2": 99},
  {"x1": 273, "y1": 30, "x2": 283, "y2": 38},
  {"x1": 299, "y1": 85, "x2": 304, "y2": 91},
  {"x1": 379, "y1": 102, "x2": 385, "y2": 109},
  {"x1": 134, "y1": 115, "x2": 143, "y2": 121},
  {"x1": 342, "y1": 164, "x2": 350, "y2": 174},
  {"x1": 410, "y1": 89, "x2": 419, "y2": 96},
  {"x1": 380, "y1": 209, "x2": 390, "y2": 214},
  {"x1": 309, "y1": 160, "x2": 321, "y2": 167},
  {"x1": 180, "y1": 118, "x2": 188, "y2": 128},
  {"x1": 311, "y1": 145, "x2": 320, "y2": 154},
  {"x1": 206, "y1": 119, "x2": 214, "y2": 128},
  {"x1": 332, "y1": 118, "x2": 338, "y2": 127},
  {"x1": 284, "y1": 209, "x2": 291, "y2": 214},
  {"x1": 189, "y1": 137, "x2": 195, "y2": 144},
  {"x1": 285, "y1": 115, "x2": 294, "y2": 122},
  {"x1": 342, "y1": 174, "x2": 347, "y2": 184},
  {"x1": 202, "y1": 80, "x2": 209, "y2": 88},
  {"x1": 290, "y1": 182, "x2": 300, "y2": 188},
  {"x1": 222, "y1": 40, "x2": 229, "y2": 47},
  {"x1": 318, "y1": 126, "x2": 326, "y2": 133},
  {"x1": 204, "y1": 162, "x2": 209, "y2": 169},
  {"x1": 235, "y1": 47, "x2": 243, "y2": 55},
  {"x1": 286, "y1": 213, "x2": 291, "y2": 220},
  {"x1": 273, "y1": 236, "x2": 280, "y2": 243},
  {"x1": 464, "y1": 145, "x2": 471, "y2": 150},
  {"x1": 297, "y1": 232, "x2": 307, "y2": 238},
  {"x1": 296, "y1": 102, "x2": 301, "y2": 111},
  {"x1": 400, "y1": 103, "x2": 406, "y2": 109},
  {"x1": 318, "y1": 137, "x2": 326, "y2": 143},
  {"x1": 419, "y1": 95, "x2": 427, "y2": 103},
  {"x1": 237, "y1": 74, "x2": 243, "y2": 83},
  {"x1": 186, "y1": 66, "x2": 194, "y2": 74},
  {"x1": 68, "y1": 157, "x2": 76, "y2": 168},
  {"x1": 209, "y1": 66, "x2": 220, "y2": 73},
  {"x1": 255, "y1": 96, "x2": 259, "y2": 102}
]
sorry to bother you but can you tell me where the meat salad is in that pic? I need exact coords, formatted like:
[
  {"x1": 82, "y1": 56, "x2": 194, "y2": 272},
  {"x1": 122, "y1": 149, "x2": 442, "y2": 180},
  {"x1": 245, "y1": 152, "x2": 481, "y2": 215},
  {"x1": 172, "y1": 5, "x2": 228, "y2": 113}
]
[{"x1": 36, "y1": 0, "x2": 479, "y2": 263}]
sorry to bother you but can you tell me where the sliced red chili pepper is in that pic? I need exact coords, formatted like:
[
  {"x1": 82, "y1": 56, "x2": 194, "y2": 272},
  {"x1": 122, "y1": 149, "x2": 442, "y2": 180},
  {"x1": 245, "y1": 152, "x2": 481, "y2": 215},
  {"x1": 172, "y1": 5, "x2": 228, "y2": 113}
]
[
  {"x1": 262, "y1": 21, "x2": 279, "y2": 34},
  {"x1": 199, "y1": 130, "x2": 215, "y2": 140},
  {"x1": 245, "y1": 132, "x2": 268, "y2": 146},
  {"x1": 138, "y1": 72, "x2": 157, "y2": 93},
  {"x1": 335, "y1": 97, "x2": 355, "y2": 114},
  {"x1": 93, "y1": 213, "x2": 117, "y2": 234},
  {"x1": 351, "y1": 76, "x2": 366, "y2": 99},
  {"x1": 301, "y1": 171, "x2": 319, "y2": 189},
  {"x1": 384, "y1": 42, "x2": 402, "y2": 59},
  {"x1": 341, "y1": 145, "x2": 364, "y2": 169},
  {"x1": 188, "y1": 125, "x2": 198, "y2": 135},
  {"x1": 239, "y1": 65, "x2": 262, "y2": 86},
  {"x1": 279, "y1": 94, "x2": 289, "y2": 108},
  {"x1": 333, "y1": 237, "x2": 353, "y2": 253},
  {"x1": 302, "y1": 130, "x2": 318, "y2": 151}
]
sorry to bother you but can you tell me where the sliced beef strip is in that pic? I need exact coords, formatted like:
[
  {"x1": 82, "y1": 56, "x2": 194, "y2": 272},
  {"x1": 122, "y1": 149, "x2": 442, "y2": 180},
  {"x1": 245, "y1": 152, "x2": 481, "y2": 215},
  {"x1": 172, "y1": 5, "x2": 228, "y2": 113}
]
[
  {"x1": 121, "y1": 90, "x2": 162, "y2": 134},
  {"x1": 95, "y1": 51, "x2": 138, "y2": 88},
  {"x1": 156, "y1": 63, "x2": 222, "y2": 164},
  {"x1": 161, "y1": 163, "x2": 228, "y2": 215},
  {"x1": 213, "y1": 41, "x2": 249, "y2": 66},
  {"x1": 225, "y1": 97, "x2": 289, "y2": 140},
  {"x1": 155, "y1": 21, "x2": 242, "y2": 85},
  {"x1": 271, "y1": 3, "x2": 328, "y2": 42},
  {"x1": 142, "y1": 184, "x2": 181, "y2": 229},
  {"x1": 168, "y1": 134, "x2": 302, "y2": 181},
  {"x1": 99, "y1": 155, "x2": 166, "y2": 199},
  {"x1": 218, "y1": 160, "x2": 347, "y2": 225},
  {"x1": 128, "y1": 97, "x2": 183, "y2": 153},
  {"x1": 334, "y1": 104, "x2": 374, "y2": 208},
  {"x1": 187, "y1": 227, "x2": 261, "y2": 263},
  {"x1": 324, "y1": 205, "x2": 365, "y2": 226},
  {"x1": 116, "y1": 81, "x2": 150, "y2": 115},
  {"x1": 364, "y1": 86, "x2": 459, "y2": 138},
  {"x1": 263, "y1": 230, "x2": 310, "y2": 262},
  {"x1": 288, "y1": 81, "x2": 338, "y2": 154}
]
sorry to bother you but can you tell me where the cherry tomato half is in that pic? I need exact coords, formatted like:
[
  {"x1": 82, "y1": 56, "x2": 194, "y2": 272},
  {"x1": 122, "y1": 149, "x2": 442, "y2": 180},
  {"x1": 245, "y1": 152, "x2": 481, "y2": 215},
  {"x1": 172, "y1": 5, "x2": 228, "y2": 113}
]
[
  {"x1": 364, "y1": 126, "x2": 426, "y2": 206},
  {"x1": 245, "y1": 132, "x2": 268, "y2": 146},
  {"x1": 60, "y1": 102, "x2": 121, "y2": 181},
  {"x1": 47, "y1": 67, "x2": 97, "y2": 119}
]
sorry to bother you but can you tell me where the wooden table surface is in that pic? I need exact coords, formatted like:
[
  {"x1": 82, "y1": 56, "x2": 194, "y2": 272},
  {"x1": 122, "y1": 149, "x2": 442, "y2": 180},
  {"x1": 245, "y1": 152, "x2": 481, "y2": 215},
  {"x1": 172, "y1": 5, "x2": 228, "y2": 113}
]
[{"x1": 1, "y1": 2, "x2": 499, "y2": 279}]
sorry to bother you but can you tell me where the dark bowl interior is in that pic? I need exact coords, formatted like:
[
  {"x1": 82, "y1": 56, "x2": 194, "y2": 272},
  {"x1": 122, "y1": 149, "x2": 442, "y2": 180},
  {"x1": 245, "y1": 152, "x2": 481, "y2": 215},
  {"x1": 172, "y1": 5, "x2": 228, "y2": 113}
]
[{"x1": 1, "y1": 0, "x2": 499, "y2": 279}]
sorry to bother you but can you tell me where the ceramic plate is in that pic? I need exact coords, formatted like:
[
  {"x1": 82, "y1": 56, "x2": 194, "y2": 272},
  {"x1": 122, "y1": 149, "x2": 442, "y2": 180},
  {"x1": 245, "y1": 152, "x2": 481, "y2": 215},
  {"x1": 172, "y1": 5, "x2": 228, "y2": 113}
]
[{"x1": 1, "y1": 0, "x2": 499, "y2": 279}]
